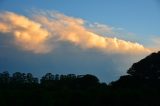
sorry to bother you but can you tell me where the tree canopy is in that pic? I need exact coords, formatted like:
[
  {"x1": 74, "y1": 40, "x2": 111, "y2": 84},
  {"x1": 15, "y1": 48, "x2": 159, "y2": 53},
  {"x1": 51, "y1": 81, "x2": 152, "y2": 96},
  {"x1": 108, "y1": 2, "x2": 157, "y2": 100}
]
[
  {"x1": 1, "y1": 51, "x2": 160, "y2": 106},
  {"x1": 127, "y1": 51, "x2": 160, "y2": 79}
]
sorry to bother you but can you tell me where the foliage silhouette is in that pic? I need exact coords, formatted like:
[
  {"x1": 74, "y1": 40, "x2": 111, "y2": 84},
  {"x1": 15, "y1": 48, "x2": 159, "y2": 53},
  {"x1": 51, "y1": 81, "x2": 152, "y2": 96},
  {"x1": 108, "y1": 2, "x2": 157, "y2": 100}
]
[
  {"x1": 1, "y1": 51, "x2": 160, "y2": 105},
  {"x1": 128, "y1": 51, "x2": 160, "y2": 78},
  {"x1": 111, "y1": 51, "x2": 160, "y2": 88}
]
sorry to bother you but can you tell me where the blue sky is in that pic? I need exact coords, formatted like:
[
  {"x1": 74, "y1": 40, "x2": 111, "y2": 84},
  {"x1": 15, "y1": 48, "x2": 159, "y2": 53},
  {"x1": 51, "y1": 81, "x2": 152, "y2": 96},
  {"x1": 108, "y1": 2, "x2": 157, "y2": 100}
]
[
  {"x1": 0, "y1": 0, "x2": 160, "y2": 82},
  {"x1": 1, "y1": 0, "x2": 160, "y2": 36}
]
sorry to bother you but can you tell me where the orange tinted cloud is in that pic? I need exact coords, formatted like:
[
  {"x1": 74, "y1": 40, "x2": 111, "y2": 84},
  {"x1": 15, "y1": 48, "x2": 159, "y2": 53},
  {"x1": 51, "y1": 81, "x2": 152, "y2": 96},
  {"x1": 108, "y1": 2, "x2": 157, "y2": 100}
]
[
  {"x1": 34, "y1": 11, "x2": 151, "y2": 54},
  {"x1": 0, "y1": 12, "x2": 50, "y2": 54},
  {"x1": 0, "y1": 11, "x2": 151, "y2": 54}
]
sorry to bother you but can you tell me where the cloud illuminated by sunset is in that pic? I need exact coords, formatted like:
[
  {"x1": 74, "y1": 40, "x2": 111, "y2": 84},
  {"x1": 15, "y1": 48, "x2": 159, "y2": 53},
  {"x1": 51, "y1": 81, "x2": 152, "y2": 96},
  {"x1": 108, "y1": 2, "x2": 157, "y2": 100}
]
[
  {"x1": 0, "y1": 12, "x2": 51, "y2": 53},
  {"x1": 0, "y1": 11, "x2": 151, "y2": 54}
]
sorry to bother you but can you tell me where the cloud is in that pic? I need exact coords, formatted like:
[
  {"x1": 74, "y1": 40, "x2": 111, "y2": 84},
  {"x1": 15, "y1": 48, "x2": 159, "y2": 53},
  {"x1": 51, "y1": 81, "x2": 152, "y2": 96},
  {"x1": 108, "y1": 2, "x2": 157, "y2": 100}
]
[
  {"x1": 33, "y1": 10, "x2": 151, "y2": 54},
  {"x1": 0, "y1": 10, "x2": 153, "y2": 82},
  {"x1": 0, "y1": 12, "x2": 51, "y2": 54},
  {"x1": 87, "y1": 22, "x2": 114, "y2": 35},
  {"x1": 87, "y1": 22, "x2": 138, "y2": 42},
  {"x1": 0, "y1": 40, "x2": 144, "y2": 82},
  {"x1": 0, "y1": 10, "x2": 151, "y2": 54}
]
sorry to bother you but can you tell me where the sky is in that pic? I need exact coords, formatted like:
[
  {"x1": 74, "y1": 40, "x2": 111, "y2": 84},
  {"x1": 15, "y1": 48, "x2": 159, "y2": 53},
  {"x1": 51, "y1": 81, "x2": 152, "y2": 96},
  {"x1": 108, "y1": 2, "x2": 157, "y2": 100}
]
[{"x1": 0, "y1": 0, "x2": 160, "y2": 83}]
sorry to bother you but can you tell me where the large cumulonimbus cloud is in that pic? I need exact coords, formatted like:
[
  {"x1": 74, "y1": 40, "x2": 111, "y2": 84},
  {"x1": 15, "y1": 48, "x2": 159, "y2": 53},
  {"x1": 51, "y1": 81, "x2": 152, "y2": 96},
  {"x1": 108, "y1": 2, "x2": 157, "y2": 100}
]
[{"x1": 0, "y1": 10, "x2": 151, "y2": 54}]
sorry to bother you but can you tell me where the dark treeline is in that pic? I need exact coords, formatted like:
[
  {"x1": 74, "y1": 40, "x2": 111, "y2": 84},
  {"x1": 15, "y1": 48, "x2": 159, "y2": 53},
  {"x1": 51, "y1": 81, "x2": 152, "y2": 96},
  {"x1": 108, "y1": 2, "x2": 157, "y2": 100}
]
[
  {"x1": 1, "y1": 51, "x2": 160, "y2": 106},
  {"x1": 0, "y1": 71, "x2": 101, "y2": 89}
]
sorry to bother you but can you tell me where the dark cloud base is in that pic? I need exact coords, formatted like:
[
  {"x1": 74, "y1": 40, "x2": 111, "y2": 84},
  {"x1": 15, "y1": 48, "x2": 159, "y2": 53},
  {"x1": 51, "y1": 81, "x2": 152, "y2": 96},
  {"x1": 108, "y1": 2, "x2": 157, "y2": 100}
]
[{"x1": 0, "y1": 40, "x2": 144, "y2": 83}]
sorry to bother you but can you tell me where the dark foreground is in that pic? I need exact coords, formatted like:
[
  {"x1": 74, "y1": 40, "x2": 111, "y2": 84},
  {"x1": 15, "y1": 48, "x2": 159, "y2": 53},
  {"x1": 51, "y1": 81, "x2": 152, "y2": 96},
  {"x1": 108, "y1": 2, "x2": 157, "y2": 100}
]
[
  {"x1": 1, "y1": 51, "x2": 160, "y2": 106},
  {"x1": 1, "y1": 72, "x2": 160, "y2": 106}
]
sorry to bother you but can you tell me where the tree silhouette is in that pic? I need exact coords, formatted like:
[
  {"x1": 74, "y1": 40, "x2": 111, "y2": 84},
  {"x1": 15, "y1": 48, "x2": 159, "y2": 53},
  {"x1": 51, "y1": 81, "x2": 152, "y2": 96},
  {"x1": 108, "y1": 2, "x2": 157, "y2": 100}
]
[
  {"x1": 41, "y1": 73, "x2": 54, "y2": 81},
  {"x1": 1, "y1": 67, "x2": 160, "y2": 106},
  {"x1": 127, "y1": 52, "x2": 160, "y2": 79},
  {"x1": 26, "y1": 73, "x2": 38, "y2": 84},
  {"x1": 2, "y1": 51, "x2": 160, "y2": 106},
  {"x1": 11, "y1": 72, "x2": 26, "y2": 84},
  {"x1": 76, "y1": 74, "x2": 99, "y2": 89},
  {"x1": 0, "y1": 71, "x2": 10, "y2": 84}
]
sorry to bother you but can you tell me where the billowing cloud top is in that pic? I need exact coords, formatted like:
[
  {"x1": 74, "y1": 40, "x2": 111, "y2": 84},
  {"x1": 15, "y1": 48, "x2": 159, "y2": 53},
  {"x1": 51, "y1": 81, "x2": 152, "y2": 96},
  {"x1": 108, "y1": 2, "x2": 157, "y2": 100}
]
[
  {"x1": 0, "y1": 12, "x2": 50, "y2": 53},
  {"x1": 0, "y1": 11, "x2": 151, "y2": 54}
]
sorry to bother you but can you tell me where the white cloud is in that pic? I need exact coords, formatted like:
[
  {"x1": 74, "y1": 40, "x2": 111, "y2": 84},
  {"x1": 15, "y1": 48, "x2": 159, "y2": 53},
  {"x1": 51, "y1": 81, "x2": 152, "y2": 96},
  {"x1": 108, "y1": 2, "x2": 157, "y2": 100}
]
[{"x1": 87, "y1": 22, "x2": 114, "y2": 35}]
